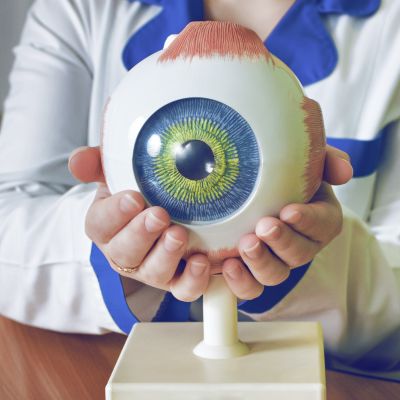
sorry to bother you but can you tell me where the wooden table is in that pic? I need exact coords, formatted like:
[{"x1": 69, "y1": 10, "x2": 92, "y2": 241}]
[{"x1": 0, "y1": 316, "x2": 399, "y2": 400}]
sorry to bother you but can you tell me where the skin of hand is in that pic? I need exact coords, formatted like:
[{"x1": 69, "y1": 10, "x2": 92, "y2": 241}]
[
  {"x1": 68, "y1": 145, "x2": 352, "y2": 301},
  {"x1": 68, "y1": 147, "x2": 211, "y2": 302},
  {"x1": 221, "y1": 146, "x2": 353, "y2": 300}
]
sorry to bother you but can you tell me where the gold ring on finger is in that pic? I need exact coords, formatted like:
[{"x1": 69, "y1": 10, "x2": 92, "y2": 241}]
[{"x1": 110, "y1": 258, "x2": 139, "y2": 274}]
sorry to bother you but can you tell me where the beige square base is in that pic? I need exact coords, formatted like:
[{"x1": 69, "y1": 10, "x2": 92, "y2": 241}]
[{"x1": 106, "y1": 322, "x2": 326, "y2": 400}]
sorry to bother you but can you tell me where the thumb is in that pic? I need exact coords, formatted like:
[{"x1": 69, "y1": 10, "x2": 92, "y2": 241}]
[
  {"x1": 68, "y1": 146, "x2": 106, "y2": 183},
  {"x1": 323, "y1": 144, "x2": 353, "y2": 185}
]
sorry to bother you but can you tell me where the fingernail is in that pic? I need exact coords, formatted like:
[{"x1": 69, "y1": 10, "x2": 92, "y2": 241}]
[
  {"x1": 282, "y1": 210, "x2": 302, "y2": 224},
  {"x1": 225, "y1": 263, "x2": 242, "y2": 279},
  {"x1": 68, "y1": 146, "x2": 87, "y2": 163},
  {"x1": 243, "y1": 241, "x2": 262, "y2": 260},
  {"x1": 341, "y1": 158, "x2": 353, "y2": 170},
  {"x1": 338, "y1": 153, "x2": 351, "y2": 162},
  {"x1": 145, "y1": 211, "x2": 167, "y2": 233},
  {"x1": 272, "y1": 268, "x2": 291, "y2": 285},
  {"x1": 190, "y1": 261, "x2": 208, "y2": 277},
  {"x1": 259, "y1": 225, "x2": 281, "y2": 240},
  {"x1": 119, "y1": 194, "x2": 140, "y2": 213},
  {"x1": 164, "y1": 232, "x2": 183, "y2": 252}
]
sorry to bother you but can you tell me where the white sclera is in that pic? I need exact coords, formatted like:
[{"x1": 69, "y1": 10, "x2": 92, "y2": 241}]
[{"x1": 102, "y1": 52, "x2": 309, "y2": 255}]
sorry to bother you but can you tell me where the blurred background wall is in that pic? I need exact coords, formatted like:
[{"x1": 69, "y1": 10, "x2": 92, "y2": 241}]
[{"x1": 0, "y1": 0, "x2": 33, "y2": 113}]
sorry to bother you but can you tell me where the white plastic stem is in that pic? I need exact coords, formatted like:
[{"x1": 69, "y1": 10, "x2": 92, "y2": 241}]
[
  {"x1": 193, "y1": 274, "x2": 249, "y2": 359},
  {"x1": 203, "y1": 274, "x2": 238, "y2": 346}
]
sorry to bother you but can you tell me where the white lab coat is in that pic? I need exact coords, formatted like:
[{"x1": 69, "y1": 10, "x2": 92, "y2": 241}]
[{"x1": 0, "y1": 0, "x2": 399, "y2": 379}]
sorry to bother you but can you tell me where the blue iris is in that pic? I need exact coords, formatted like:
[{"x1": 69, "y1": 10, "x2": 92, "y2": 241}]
[{"x1": 133, "y1": 97, "x2": 260, "y2": 224}]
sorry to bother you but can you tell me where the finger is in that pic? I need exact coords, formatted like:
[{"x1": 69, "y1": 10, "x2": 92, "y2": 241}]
[
  {"x1": 105, "y1": 206, "x2": 170, "y2": 269},
  {"x1": 326, "y1": 144, "x2": 350, "y2": 162},
  {"x1": 87, "y1": 188, "x2": 146, "y2": 243},
  {"x1": 138, "y1": 224, "x2": 189, "y2": 287},
  {"x1": 238, "y1": 234, "x2": 290, "y2": 285},
  {"x1": 255, "y1": 218, "x2": 320, "y2": 268},
  {"x1": 68, "y1": 146, "x2": 105, "y2": 183},
  {"x1": 222, "y1": 258, "x2": 264, "y2": 300},
  {"x1": 94, "y1": 182, "x2": 111, "y2": 201},
  {"x1": 85, "y1": 188, "x2": 146, "y2": 244},
  {"x1": 280, "y1": 184, "x2": 342, "y2": 243},
  {"x1": 169, "y1": 254, "x2": 210, "y2": 302},
  {"x1": 324, "y1": 145, "x2": 353, "y2": 185}
]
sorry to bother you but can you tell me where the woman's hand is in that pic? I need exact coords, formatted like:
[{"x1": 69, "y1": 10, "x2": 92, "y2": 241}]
[
  {"x1": 68, "y1": 146, "x2": 210, "y2": 302},
  {"x1": 221, "y1": 145, "x2": 353, "y2": 300}
]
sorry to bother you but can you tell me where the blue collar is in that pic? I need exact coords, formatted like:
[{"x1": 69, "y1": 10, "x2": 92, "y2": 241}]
[{"x1": 124, "y1": 0, "x2": 380, "y2": 86}]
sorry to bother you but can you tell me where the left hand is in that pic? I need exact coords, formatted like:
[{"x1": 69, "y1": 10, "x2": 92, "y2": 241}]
[{"x1": 222, "y1": 145, "x2": 353, "y2": 300}]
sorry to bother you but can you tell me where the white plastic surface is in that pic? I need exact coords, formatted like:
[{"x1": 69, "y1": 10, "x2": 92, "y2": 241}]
[
  {"x1": 102, "y1": 53, "x2": 310, "y2": 256},
  {"x1": 106, "y1": 322, "x2": 326, "y2": 400},
  {"x1": 193, "y1": 275, "x2": 249, "y2": 359}
]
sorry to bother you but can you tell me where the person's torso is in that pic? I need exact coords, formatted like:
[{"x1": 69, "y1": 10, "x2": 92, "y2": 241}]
[{"x1": 84, "y1": 0, "x2": 400, "y2": 221}]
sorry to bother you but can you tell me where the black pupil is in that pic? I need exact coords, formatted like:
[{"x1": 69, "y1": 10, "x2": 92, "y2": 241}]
[{"x1": 175, "y1": 140, "x2": 215, "y2": 180}]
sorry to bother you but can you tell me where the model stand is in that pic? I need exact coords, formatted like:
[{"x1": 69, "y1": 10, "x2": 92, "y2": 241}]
[{"x1": 106, "y1": 275, "x2": 326, "y2": 399}]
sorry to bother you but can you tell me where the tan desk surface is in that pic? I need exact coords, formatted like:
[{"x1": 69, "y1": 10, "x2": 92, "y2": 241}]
[{"x1": 0, "y1": 316, "x2": 399, "y2": 400}]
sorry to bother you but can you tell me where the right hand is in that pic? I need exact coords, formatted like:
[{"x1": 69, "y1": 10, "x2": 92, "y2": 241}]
[{"x1": 68, "y1": 146, "x2": 211, "y2": 302}]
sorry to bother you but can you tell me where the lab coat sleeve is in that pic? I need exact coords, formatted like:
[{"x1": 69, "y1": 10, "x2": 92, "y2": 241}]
[
  {"x1": 0, "y1": 0, "x2": 118, "y2": 333},
  {"x1": 369, "y1": 124, "x2": 400, "y2": 270},
  {"x1": 240, "y1": 209, "x2": 400, "y2": 377}
]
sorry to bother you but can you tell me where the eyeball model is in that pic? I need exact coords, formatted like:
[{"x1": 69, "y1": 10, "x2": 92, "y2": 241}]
[{"x1": 101, "y1": 21, "x2": 326, "y2": 264}]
